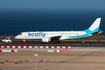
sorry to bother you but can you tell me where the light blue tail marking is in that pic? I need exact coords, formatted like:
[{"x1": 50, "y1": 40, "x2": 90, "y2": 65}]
[
  {"x1": 68, "y1": 27, "x2": 99, "y2": 38},
  {"x1": 84, "y1": 27, "x2": 99, "y2": 34}
]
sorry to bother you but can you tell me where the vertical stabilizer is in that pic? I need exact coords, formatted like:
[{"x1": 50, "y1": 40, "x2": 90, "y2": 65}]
[
  {"x1": 84, "y1": 18, "x2": 101, "y2": 33},
  {"x1": 89, "y1": 18, "x2": 101, "y2": 31}
]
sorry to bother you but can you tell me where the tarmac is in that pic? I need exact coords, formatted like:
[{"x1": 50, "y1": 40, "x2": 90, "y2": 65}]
[{"x1": 0, "y1": 44, "x2": 105, "y2": 70}]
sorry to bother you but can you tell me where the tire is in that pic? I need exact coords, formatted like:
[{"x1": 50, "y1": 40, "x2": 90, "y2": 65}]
[
  {"x1": 56, "y1": 40, "x2": 60, "y2": 44},
  {"x1": 2, "y1": 41, "x2": 5, "y2": 43},
  {"x1": 8, "y1": 41, "x2": 10, "y2": 43}
]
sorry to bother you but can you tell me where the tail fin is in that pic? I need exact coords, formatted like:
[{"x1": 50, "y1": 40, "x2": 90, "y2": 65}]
[{"x1": 84, "y1": 18, "x2": 101, "y2": 34}]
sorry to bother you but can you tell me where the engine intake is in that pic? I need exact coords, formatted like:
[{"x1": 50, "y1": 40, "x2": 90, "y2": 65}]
[{"x1": 42, "y1": 37, "x2": 50, "y2": 42}]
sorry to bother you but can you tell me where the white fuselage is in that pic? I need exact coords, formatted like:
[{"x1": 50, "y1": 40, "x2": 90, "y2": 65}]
[
  {"x1": 15, "y1": 31, "x2": 88, "y2": 40},
  {"x1": 15, "y1": 18, "x2": 101, "y2": 42}
]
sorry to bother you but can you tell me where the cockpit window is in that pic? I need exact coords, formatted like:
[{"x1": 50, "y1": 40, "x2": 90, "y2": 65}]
[{"x1": 19, "y1": 33, "x2": 22, "y2": 35}]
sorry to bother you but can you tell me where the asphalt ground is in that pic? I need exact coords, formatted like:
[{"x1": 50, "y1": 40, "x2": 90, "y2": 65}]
[{"x1": 0, "y1": 44, "x2": 105, "y2": 70}]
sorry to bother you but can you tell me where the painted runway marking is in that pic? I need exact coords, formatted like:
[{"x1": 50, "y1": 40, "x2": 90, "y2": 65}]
[
  {"x1": 0, "y1": 50, "x2": 17, "y2": 52},
  {"x1": 0, "y1": 46, "x2": 75, "y2": 52},
  {"x1": 0, "y1": 46, "x2": 73, "y2": 49}
]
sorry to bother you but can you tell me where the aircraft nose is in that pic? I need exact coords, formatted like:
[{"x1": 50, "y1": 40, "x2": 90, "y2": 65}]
[{"x1": 15, "y1": 36, "x2": 18, "y2": 39}]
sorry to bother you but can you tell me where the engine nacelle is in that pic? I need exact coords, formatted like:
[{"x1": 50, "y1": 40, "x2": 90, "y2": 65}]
[{"x1": 42, "y1": 37, "x2": 50, "y2": 42}]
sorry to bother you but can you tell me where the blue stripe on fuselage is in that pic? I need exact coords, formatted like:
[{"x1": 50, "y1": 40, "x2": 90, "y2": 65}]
[
  {"x1": 68, "y1": 27, "x2": 99, "y2": 38},
  {"x1": 68, "y1": 33, "x2": 91, "y2": 38}
]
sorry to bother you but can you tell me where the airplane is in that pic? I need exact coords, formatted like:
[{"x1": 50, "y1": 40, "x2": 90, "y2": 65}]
[{"x1": 15, "y1": 18, "x2": 101, "y2": 43}]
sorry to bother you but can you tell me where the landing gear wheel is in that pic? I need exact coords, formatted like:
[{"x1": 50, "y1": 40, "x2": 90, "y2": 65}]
[
  {"x1": 56, "y1": 40, "x2": 60, "y2": 44},
  {"x1": 58, "y1": 41, "x2": 61, "y2": 43}
]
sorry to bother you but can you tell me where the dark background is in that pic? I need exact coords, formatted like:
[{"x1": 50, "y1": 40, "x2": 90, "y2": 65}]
[{"x1": 0, "y1": 0, "x2": 105, "y2": 35}]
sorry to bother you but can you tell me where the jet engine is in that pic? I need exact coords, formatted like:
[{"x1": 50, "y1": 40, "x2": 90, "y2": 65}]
[{"x1": 42, "y1": 37, "x2": 50, "y2": 42}]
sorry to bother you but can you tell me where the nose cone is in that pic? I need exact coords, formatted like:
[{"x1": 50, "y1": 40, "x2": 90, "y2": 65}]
[
  {"x1": 15, "y1": 35, "x2": 25, "y2": 39},
  {"x1": 15, "y1": 36, "x2": 18, "y2": 39},
  {"x1": 15, "y1": 35, "x2": 20, "y2": 39}
]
